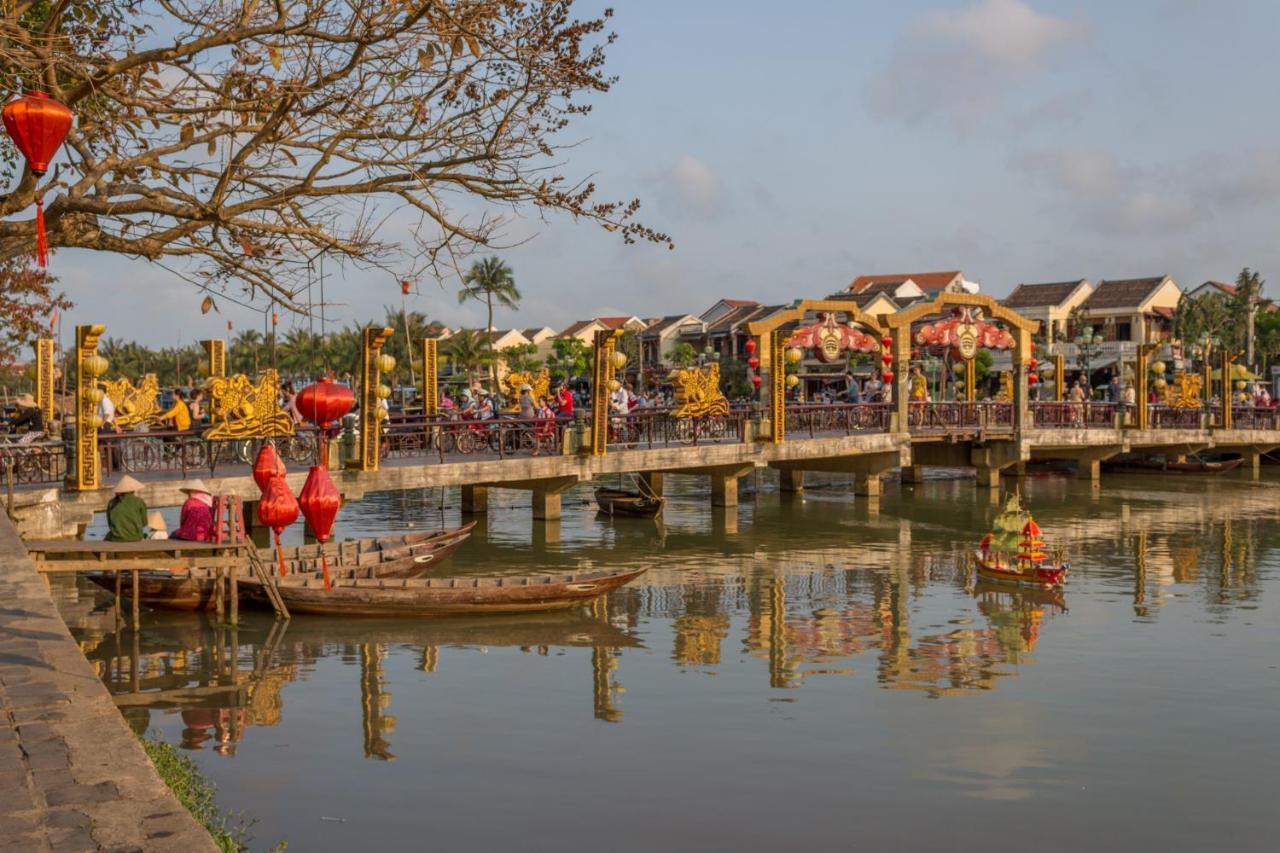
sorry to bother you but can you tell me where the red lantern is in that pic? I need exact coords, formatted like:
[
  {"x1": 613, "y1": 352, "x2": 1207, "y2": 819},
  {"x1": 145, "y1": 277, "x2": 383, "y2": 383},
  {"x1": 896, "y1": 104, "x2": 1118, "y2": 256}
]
[
  {"x1": 2, "y1": 92, "x2": 73, "y2": 268},
  {"x1": 1029, "y1": 372, "x2": 1040, "y2": 384},
  {"x1": 298, "y1": 466, "x2": 342, "y2": 592},
  {"x1": 257, "y1": 476, "x2": 299, "y2": 577},
  {"x1": 296, "y1": 378, "x2": 355, "y2": 427},
  {"x1": 882, "y1": 370, "x2": 894, "y2": 383},
  {"x1": 881, "y1": 335, "x2": 893, "y2": 349},
  {"x1": 745, "y1": 339, "x2": 757, "y2": 355},
  {"x1": 1030, "y1": 341, "x2": 1037, "y2": 353},
  {"x1": 881, "y1": 352, "x2": 893, "y2": 367},
  {"x1": 747, "y1": 356, "x2": 760, "y2": 371},
  {"x1": 911, "y1": 348, "x2": 919, "y2": 359},
  {"x1": 252, "y1": 442, "x2": 286, "y2": 493},
  {"x1": 401, "y1": 279, "x2": 412, "y2": 295},
  {"x1": 751, "y1": 375, "x2": 762, "y2": 389},
  {"x1": 1028, "y1": 357, "x2": 1038, "y2": 372}
]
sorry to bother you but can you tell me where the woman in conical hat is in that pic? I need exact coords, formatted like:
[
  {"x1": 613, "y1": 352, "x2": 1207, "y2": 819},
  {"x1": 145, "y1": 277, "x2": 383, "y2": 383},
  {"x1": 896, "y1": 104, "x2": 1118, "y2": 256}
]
[
  {"x1": 105, "y1": 476, "x2": 148, "y2": 541},
  {"x1": 171, "y1": 479, "x2": 215, "y2": 542}
]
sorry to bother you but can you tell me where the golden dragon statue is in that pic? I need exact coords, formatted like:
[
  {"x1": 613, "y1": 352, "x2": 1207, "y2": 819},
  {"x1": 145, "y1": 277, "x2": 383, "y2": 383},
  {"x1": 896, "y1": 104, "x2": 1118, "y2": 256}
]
[
  {"x1": 101, "y1": 374, "x2": 161, "y2": 428},
  {"x1": 672, "y1": 363, "x2": 730, "y2": 418},
  {"x1": 202, "y1": 369, "x2": 295, "y2": 439},
  {"x1": 502, "y1": 367, "x2": 551, "y2": 411}
]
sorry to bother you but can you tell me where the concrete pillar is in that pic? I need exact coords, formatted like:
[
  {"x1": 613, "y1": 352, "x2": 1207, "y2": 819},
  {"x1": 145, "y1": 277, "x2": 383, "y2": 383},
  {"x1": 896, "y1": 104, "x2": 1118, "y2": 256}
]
[
  {"x1": 638, "y1": 471, "x2": 664, "y2": 498},
  {"x1": 242, "y1": 500, "x2": 272, "y2": 547},
  {"x1": 1245, "y1": 452, "x2": 1261, "y2": 479},
  {"x1": 1009, "y1": 461, "x2": 1028, "y2": 478},
  {"x1": 711, "y1": 506, "x2": 739, "y2": 536},
  {"x1": 779, "y1": 469, "x2": 805, "y2": 493},
  {"x1": 854, "y1": 473, "x2": 882, "y2": 497},
  {"x1": 533, "y1": 519, "x2": 562, "y2": 548},
  {"x1": 901, "y1": 464, "x2": 926, "y2": 484},
  {"x1": 974, "y1": 467, "x2": 1001, "y2": 489},
  {"x1": 711, "y1": 472, "x2": 740, "y2": 507},
  {"x1": 531, "y1": 486, "x2": 562, "y2": 521},
  {"x1": 1077, "y1": 459, "x2": 1101, "y2": 481},
  {"x1": 461, "y1": 485, "x2": 488, "y2": 514}
]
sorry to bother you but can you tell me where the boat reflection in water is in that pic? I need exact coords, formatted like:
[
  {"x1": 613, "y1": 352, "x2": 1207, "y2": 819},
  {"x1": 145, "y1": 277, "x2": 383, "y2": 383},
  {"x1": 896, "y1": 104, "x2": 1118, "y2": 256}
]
[{"x1": 76, "y1": 605, "x2": 643, "y2": 757}]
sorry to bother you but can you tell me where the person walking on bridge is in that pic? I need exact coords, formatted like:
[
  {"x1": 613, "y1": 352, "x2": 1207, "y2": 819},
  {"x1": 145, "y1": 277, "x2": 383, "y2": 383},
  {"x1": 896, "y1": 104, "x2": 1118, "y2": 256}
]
[{"x1": 105, "y1": 476, "x2": 148, "y2": 542}]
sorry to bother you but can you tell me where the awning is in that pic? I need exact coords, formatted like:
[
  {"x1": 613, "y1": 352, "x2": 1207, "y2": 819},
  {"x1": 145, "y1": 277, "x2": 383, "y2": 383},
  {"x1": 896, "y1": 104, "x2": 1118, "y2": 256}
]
[{"x1": 1210, "y1": 364, "x2": 1261, "y2": 380}]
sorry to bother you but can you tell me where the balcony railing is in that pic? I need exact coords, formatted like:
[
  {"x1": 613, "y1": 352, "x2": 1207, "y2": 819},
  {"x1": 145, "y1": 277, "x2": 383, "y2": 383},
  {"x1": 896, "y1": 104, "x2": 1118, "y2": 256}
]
[
  {"x1": 1030, "y1": 401, "x2": 1119, "y2": 428},
  {"x1": 607, "y1": 407, "x2": 749, "y2": 450},
  {"x1": 907, "y1": 401, "x2": 1013, "y2": 434},
  {"x1": 784, "y1": 403, "x2": 892, "y2": 437}
]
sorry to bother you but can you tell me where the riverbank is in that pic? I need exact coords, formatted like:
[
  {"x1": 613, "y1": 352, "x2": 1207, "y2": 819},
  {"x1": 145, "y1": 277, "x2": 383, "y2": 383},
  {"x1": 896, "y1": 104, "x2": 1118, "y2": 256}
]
[{"x1": 0, "y1": 514, "x2": 216, "y2": 851}]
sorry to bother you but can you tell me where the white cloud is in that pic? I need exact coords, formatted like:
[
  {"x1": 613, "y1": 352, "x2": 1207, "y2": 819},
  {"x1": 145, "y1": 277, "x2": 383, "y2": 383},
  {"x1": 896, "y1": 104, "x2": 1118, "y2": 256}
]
[
  {"x1": 654, "y1": 154, "x2": 726, "y2": 218},
  {"x1": 865, "y1": 0, "x2": 1088, "y2": 131}
]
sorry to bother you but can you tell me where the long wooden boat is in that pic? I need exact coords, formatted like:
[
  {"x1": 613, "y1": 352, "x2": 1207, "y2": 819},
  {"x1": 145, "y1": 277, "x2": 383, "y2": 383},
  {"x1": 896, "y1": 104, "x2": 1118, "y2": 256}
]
[
  {"x1": 85, "y1": 523, "x2": 476, "y2": 610},
  {"x1": 240, "y1": 567, "x2": 648, "y2": 617},
  {"x1": 595, "y1": 487, "x2": 664, "y2": 518},
  {"x1": 1101, "y1": 456, "x2": 1243, "y2": 475}
]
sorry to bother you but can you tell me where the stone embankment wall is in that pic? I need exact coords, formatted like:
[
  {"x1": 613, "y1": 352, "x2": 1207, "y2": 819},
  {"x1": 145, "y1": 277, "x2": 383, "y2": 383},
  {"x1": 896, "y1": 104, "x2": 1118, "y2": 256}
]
[{"x1": 0, "y1": 515, "x2": 216, "y2": 851}]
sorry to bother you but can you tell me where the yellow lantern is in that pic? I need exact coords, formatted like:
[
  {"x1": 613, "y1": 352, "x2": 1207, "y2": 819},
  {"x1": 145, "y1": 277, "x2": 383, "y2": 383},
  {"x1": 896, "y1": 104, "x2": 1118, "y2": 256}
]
[
  {"x1": 237, "y1": 402, "x2": 256, "y2": 418},
  {"x1": 1153, "y1": 377, "x2": 1168, "y2": 390},
  {"x1": 610, "y1": 351, "x2": 628, "y2": 370},
  {"x1": 1235, "y1": 379, "x2": 1247, "y2": 391},
  {"x1": 87, "y1": 414, "x2": 104, "y2": 429},
  {"x1": 376, "y1": 384, "x2": 392, "y2": 400},
  {"x1": 785, "y1": 347, "x2": 804, "y2": 364},
  {"x1": 82, "y1": 386, "x2": 104, "y2": 404},
  {"x1": 785, "y1": 374, "x2": 799, "y2": 388},
  {"x1": 607, "y1": 378, "x2": 621, "y2": 393},
  {"x1": 377, "y1": 353, "x2": 396, "y2": 374},
  {"x1": 377, "y1": 406, "x2": 390, "y2": 421},
  {"x1": 1150, "y1": 360, "x2": 1167, "y2": 375},
  {"x1": 83, "y1": 354, "x2": 109, "y2": 377}
]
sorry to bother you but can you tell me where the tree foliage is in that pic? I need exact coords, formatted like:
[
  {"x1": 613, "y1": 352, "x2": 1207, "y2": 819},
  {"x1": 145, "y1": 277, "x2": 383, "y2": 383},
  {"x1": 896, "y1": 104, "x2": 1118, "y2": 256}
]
[
  {"x1": 0, "y1": 1, "x2": 669, "y2": 310},
  {"x1": 0, "y1": 258, "x2": 73, "y2": 366},
  {"x1": 546, "y1": 336, "x2": 589, "y2": 380}
]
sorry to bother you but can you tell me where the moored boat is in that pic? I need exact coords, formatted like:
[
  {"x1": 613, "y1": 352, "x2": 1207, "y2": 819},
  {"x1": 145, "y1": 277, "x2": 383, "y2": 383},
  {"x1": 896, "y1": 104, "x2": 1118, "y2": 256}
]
[
  {"x1": 1101, "y1": 456, "x2": 1243, "y2": 474},
  {"x1": 974, "y1": 495, "x2": 1068, "y2": 589},
  {"x1": 240, "y1": 566, "x2": 648, "y2": 617},
  {"x1": 594, "y1": 487, "x2": 664, "y2": 518}
]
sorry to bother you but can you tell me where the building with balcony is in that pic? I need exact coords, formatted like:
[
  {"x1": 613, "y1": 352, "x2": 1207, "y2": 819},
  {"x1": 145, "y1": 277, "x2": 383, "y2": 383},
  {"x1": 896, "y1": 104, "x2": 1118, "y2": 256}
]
[{"x1": 1074, "y1": 276, "x2": 1182, "y2": 344}]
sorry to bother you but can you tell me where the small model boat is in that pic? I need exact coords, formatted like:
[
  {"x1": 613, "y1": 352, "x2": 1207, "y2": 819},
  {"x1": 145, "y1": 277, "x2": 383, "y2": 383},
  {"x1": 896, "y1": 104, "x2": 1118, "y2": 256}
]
[
  {"x1": 1101, "y1": 456, "x2": 1243, "y2": 474},
  {"x1": 974, "y1": 495, "x2": 1068, "y2": 589},
  {"x1": 86, "y1": 523, "x2": 477, "y2": 610},
  {"x1": 594, "y1": 487, "x2": 664, "y2": 518},
  {"x1": 240, "y1": 566, "x2": 648, "y2": 617}
]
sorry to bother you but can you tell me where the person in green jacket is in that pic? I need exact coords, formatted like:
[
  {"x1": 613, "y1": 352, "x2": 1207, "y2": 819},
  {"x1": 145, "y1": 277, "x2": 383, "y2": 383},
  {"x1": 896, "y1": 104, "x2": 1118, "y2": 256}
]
[{"x1": 105, "y1": 475, "x2": 149, "y2": 542}]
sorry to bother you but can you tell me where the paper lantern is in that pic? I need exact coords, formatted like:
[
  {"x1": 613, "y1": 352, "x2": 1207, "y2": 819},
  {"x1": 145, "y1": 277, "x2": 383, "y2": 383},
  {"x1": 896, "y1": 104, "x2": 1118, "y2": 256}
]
[
  {"x1": 1027, "y1": 358, "x2": 1038, "y2": 372},
  {"x1": 252, "y1": 442, "x2": 287, "y2": 493},
  {"x1": 375, "y1": 384, "x2": 391, "y2": 400},
  {"x1": 881, "y1": 352, "x2": 893, "y2": 367},
  {"x1": 257, "y1": 476, "x2": 300, "y2": 577},
  {"x1": 295, "y1": 378, "x2": 355, "y2": 427},
  {"x1": 83, "y1": 354, "x2": 108, "y2": 377},
  {"x1": 745, "y1": 339, "x2": 757, "y2": 355},
  {"x1": 298, "y1": 465, "x2": 341, "y2": 592},
  {"x1": 785, "y1": 347, "x2": 803, "y2": 364},
  {"x1": 400, "y1": 279, "x2": 412, "y2": 295},
  {"x1": 747, "y1": 357, "x2": 760, "y2": 370},
  {"x1": 377, "y1": 353, "x2": 396, "y2": 374},
  {"x1": 607, "y1": 378, "x2": 621, "y2": 392},
  {"x1": 1029, "y1": 372, "x2": 1039, "y2": 384},
  {"x1": 751, "y1": 375, "x2": 762, "y2": 389},
  {"x1": 82, "y1": 386, "x2": 104, "y2": 404},
  {"x1": 1150, "y1": 360, "x2": 1167, "y2": 376},
  {"x1": 2, "y1": 92, "x2": 73, "y2": 267},
  {"x1": 881, "y1": 370, "x2": 894, "y2": 383},
  {"x1": 610, "y1": 351, "x2": 627, "y2": 370},
  {"x1": 785, "y1": 374, "x2": 799, "y2": 388}
]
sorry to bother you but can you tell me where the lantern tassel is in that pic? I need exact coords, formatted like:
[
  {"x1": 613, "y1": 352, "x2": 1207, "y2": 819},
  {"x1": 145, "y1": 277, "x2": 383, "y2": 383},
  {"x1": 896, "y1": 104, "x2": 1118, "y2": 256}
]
[
  {"x1": 275, "y1": 530, "x2": 287, "y2": 577},
  {"x1": 35, "y1": 193, "x2": 48, "y2": 268},
  {"x1": 320, "y1": 548, "x2": 331, "y2": 592}
]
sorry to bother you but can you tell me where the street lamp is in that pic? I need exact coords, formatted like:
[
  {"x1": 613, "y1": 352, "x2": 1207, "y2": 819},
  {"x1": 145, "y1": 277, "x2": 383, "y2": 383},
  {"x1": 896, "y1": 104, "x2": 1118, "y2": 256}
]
[{"x1": 1074, "y1": 325, "x2": 1100, "y2": 379}]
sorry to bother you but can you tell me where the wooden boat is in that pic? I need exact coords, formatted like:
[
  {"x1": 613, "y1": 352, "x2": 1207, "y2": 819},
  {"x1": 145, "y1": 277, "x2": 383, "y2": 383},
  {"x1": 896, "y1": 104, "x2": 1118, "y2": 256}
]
[
  {"x1": 1101, "y1": 456, "x2": 1243, "y2": 475},
  {"x1": 85, "y1": 523, "x2": 476, "y2": 611},
  {"x1": 240, "y1": 566, "x2": 648, "y2": 617},
  {"x1": 974, "y1": 495, "x2": 1068, "y2": 589},
  {"x1": 594, "y1": 487, "x2": 664, "y2": 518}
]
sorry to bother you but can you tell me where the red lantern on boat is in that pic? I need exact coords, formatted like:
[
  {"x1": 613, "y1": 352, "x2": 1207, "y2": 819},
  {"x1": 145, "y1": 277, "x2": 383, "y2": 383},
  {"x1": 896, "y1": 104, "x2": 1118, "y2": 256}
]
[
  {"x1": 252, "y1": 443, "x2": 286, "y2": 493},
  {"x1": 298, "y1": 465, "x2": 341, "y2": 592},
  {"x1": 257, "y1": 476, "x2": 299, "y2": 577},
  {"x1": 747, "y1": 356, "x2": 760, "y2": 371},
  {"x1": 296, "y1": 378, "x2": 355, "y2": 427},
  {"x1": 745, "y1": 339, "x2": 756, "y2": 355},
  {"x1": 2, "y1": 91, "x2": 73, "y2": 268}
]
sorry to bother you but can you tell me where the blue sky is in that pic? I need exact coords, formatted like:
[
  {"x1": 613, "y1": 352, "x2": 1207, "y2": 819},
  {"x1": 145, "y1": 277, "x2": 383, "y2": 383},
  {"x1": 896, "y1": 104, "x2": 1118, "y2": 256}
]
[{"x1": 50, "y1": 0, "x2": 1280, "y2": 346}]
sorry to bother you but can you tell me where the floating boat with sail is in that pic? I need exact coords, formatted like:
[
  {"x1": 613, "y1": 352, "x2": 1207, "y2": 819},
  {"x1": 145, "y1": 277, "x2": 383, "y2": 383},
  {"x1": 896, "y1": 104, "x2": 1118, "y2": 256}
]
[{"x1": 974, "y1": 494, "x2": 1068, "y2": 588}]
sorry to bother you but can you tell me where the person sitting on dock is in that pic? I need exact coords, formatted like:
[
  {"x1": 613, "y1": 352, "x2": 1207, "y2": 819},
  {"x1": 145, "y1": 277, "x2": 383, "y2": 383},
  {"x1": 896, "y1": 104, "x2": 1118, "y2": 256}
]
[
  {"x1": 147, "y1": 511, "x2": 169, "y2": 540},
  {"x1": 105, "y1": 476, "x2": 148, "y2": 542},
  {"x1": 171, "y1": 479, "x2": 215, "y2": 542}
]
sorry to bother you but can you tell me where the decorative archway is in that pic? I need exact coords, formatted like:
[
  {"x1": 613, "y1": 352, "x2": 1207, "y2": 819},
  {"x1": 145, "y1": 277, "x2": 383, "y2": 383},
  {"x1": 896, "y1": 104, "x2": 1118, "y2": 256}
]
[{"x1": 744, "y1": 299, "x2": 888, "y2": 443}]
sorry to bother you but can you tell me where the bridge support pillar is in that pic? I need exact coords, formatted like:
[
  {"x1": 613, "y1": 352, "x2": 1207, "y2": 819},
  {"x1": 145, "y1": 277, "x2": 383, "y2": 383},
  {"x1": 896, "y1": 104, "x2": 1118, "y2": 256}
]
[
  {"x1": 854, "y1": 473, "x2": 882, "y2": 497},
  {"x1": 711, "y1": 472, "x2": 741, "y2": 507},
  {"x1": 1077, "y1": 459, "x2": 1101, "y2": 482},
  {"x1": 900, "y1": 464, "x2": 926, "y2": 484},
  {"x1": 974, "y1": 467, "x2": 1001, "y2": 489},
  {"x1": 1009, "y1": 461, "x2": 1028, "y2": 478},
  {"x1": 461, "y1": 485, "x2": 488, "y2": 514},
  {"x1": 241, "y1": 501, "x2": 272, "y2": 548},
  {"x1": 779, "y1": 470, "x2": 804, "y2": 493},
  {"x1": 1244, "y1": 451, "x2": 1261, "y2": 479},
  {"x1": 531, "y1": 487, "x2": 562, "y2": 521}
]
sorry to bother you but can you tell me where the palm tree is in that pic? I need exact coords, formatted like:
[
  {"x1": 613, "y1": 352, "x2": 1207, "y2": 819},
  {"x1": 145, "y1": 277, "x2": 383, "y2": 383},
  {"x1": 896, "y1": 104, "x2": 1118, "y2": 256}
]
[
  {"x1": 278, "y1": 328, "x2": 327, "y2": 381},
  {"x1": 1230, "y1": 267, "x2": 1264, "y2": 367},
  {"x1": 229, "y1": 329, "x2": 264, "y2": 375},
  {"x1": 380, "y1": 307, "x2": 434, "y2": 384},
  {"x1": 458, "y1": 256, "x2": 521, "y2": 391},
  {"x1": 442, "y1": 329, "x2": 494, "y2": 387}
]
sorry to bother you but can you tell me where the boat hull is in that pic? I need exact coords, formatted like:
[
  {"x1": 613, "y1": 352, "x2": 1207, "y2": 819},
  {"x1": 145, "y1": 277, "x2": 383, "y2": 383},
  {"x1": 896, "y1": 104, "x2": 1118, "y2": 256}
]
[
  {"x1": 595, "y1": 488, "x2": 664, "y2": 518},
  {"x1": 974, "y1": 551, "x2": 1067, "y2": 588},
  {"x1": 1101, "y1": 458, "x2": 1243, "y2": 475}
]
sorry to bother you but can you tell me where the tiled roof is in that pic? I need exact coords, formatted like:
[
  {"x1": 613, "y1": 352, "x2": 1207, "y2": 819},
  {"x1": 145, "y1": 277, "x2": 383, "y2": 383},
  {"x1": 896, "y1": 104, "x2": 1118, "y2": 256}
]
[
  {"x1": 1003, "y1": 280, "x2": 1087, "y2": 308},
  {"x1": 1197, "y1": 281, "x2": 1237, "y2": 297},
  {"x1": 642, "y1": 314, "x2": 698, "y2": 337},
  {"x1": 720, "y1": 299, "x2": 758, "y2": 308},
  {"x1": 1083, "y1": 276, "x2": 1170, "y2": 310},
  {"x1": 848, "y1": 270, "x2": 961, "y2": 293},
  {"x1": 595, "y1": 316, "x2": 634, "y2": 330},
  {"x1": 705, "y1": 304, "x2": 761, "y2": 334},
  {"x1": 558, "y1": 319, "x2": 597, "y2": 338}
]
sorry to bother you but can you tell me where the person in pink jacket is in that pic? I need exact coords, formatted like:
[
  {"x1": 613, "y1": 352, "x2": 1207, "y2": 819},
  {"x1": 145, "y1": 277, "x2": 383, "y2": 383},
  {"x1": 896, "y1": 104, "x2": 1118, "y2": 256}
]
[{"x1": 171, "y1": 479, "x2": 215, "y2": 542}]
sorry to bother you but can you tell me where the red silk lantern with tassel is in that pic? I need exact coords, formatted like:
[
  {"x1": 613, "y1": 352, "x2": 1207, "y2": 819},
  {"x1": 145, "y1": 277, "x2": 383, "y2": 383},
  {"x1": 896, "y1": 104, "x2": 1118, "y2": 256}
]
[
  {"x1": 747, "y1": 356, "x2": 760, "y2": 371},
  {"x1": 882, "y1": 370, "x2": 894, "y2": 383},
  {"x1": 751, "y1": 375, "x2": 762, "y2": 389},
  {"x1": 295, "y1": 378, "x2": 355, "y2": 427},
  {"x1": 298, "y1": 465, "x2": 341, "y2": 592},
  {"x1": 744, "y1": 339, "x2": 756, "y2": 355},
  {"x1": 252, "y1": 442, "x2": 286, "y2": 493},
  {"x1": 2, "y1": 92, "x2": 73, "y2": 268},
  {"x1": 257, "y1": 475, "x2": 299, "y2": 577}
]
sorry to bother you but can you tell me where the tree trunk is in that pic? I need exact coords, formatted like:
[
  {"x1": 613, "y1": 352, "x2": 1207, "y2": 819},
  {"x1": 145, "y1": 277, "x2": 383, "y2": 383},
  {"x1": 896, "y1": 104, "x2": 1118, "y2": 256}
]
[{"x1": 486, "y1": 294, "x2": 498, "y2": 396}]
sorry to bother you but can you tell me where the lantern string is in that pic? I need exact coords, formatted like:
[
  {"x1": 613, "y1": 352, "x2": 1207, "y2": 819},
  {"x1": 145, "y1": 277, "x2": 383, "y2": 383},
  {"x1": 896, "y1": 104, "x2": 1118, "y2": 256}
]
[
  {"x1": 275, "y1": 530, "x2": 287, "y2": 577},
  {"x1": 34, "y1": 192, "x2": 48, "y2": 268},
  {"x1": 320, "y1": 548, "x2": 331, "y2": 592}
]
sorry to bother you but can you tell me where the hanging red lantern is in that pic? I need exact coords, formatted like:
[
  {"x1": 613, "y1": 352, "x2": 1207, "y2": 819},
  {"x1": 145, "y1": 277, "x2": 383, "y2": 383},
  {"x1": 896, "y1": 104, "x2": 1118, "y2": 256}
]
[
  {"x1": 252, "y1": 442, "x2": 286, "y2": 493},
  {"x1": 881, "y1": 335, "x2": 893, "y2": 349},
  {"x1": 911, "y1": 348, "x2": 919, "y2": 359},
  {"x1": 751, "y1": 375, "x2": 762, "y2": 389},
  {"x1": 881, "y1": 370, "x2": 894, "y2": 383},
  {"x1": 257, "y1": 476, "x2": 299, "y2": 577},
  {"x1": 1030, "y1": 341, "x2": 1037, "y2": 353},
  {"x1": 400, "y1": 279, "x2": 412, "y2": 296},
  {"x1": 298, "y1": 466, "x2": 342, "y2": 592},
  {"x1": 881, "y1": 352, "x2": 893, "y2": 367},
  {"x1": 2, "y1": 92, "x2": 73, "y2": 268},
  {"x1": 747, "y1": 356, "x2": 760, "y2": 371},
  {"x1": 1029, "y1": 372, "x2": 1040, "y2": 385},
  {"x1": 1027, "y1": 357, "x2": 1038, "y2": 372},
  {"x1": 296, "y1": 378, "x2": 355, "y2": 427},
  {"x1": 745, "y1": 339, "x2": 757, "y2": 355}
]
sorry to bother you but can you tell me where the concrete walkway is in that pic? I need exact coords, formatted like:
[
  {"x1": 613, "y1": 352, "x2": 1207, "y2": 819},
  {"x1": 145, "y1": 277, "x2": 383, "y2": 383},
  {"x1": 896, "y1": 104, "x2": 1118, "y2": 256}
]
[{"x1": 0, "y1": 516, "x2": 215, "y2": 852}]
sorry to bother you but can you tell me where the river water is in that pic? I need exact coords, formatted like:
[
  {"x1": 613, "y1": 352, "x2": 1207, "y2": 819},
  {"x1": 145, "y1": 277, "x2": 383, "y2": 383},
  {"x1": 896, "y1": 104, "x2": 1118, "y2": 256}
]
[{"x1": 58, "y1": 470, "x2": 1280, "y2": 852}]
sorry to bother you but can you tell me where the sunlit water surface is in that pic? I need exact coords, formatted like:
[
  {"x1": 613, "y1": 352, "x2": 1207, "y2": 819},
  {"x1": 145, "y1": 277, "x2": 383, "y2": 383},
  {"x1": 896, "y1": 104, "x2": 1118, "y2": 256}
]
[{"x1": 61, "y1": 470, "x2": 1280, "y2": 852}]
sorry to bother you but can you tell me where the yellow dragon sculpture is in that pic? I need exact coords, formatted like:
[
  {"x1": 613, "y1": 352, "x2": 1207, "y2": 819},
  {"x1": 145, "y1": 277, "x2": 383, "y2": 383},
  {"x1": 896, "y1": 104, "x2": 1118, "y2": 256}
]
[
  {"x1": 502, "y1": 367, "x2": 551, "y2": 411},
  {"x1": 1171, "y1": 372, "x2": 1203, "y2": 409},
  {"x1": 672, "y1": 363, "x2": 730, "y2": 418},
  {"x1": 202, "y1": 369, "x2": 295, "y2": 439},
  {"x1": 101, "y1": 374, "x2": 161, "y2": 428}
]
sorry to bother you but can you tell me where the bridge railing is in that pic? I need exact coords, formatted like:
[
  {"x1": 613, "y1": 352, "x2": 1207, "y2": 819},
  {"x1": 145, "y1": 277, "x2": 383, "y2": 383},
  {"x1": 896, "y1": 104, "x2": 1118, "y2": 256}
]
[
  {"x1": 384, "y1": 413, "x2": 567, "y2": 461},
  {"x1": 95, "y1": 427, "x2": 321, "y2": 477},
  {"x1": 607, "y1": 406, "x2": 749, "y2": 450},
  {"x1": 1148, "y1": 405, "x2": 1203, "y2": 429},
  {"x1": 1229, "y1": 405, "x2": 1279, "y2": 430},
  {"x1": 785, "y1": 403, "x2": 892, "y2": 437},
  {"x1": 908, "y1": 401, "x2": 1013, "y2": 434},
  {"x1": 1030, "y1": 401, "x2": 1119, "y2": 428},
  {"x1": 0, "y1": 436, "x2": 67, "y2": 486}
]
